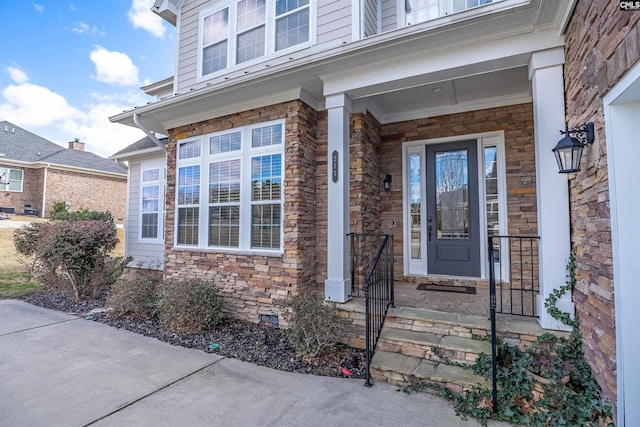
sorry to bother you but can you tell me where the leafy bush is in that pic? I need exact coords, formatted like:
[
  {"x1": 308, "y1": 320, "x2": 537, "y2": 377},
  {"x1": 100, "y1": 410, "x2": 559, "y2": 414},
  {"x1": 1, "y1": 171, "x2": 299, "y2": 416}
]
[
  {"x1": 158, "y1": 279, "x2": 224, "y2": 333},
  {"x1": 14, "y1": 217, "x2": 122, "y2": 300},
  {"x1": 282, "y1": 292, "x2": 342, "y2": 357},
  {"x1": 107, "y1": 270, "x2": 161, "y2": 319},
  {"x1": 49, "y1": 202, "x2": 114, "y2": 224}
]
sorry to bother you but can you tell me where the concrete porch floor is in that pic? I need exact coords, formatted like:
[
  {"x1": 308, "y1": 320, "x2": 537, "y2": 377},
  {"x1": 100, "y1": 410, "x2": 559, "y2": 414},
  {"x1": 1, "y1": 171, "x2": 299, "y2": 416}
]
[{"x1": 378, "y1": 281, "x2": 539, "y2": 323}]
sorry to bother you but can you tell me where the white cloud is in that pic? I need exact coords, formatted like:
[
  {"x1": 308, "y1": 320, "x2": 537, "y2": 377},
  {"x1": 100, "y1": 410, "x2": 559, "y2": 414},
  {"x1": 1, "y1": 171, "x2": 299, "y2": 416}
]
[
  {"x1": 7, "y1": 66, "x2": 29, "y2": 84},
  {"x1": 33, "y1": 4, "x2": 44, "y2": 13},
  {"x1": 72, "y1": 22, "x2": 102, "y2": 37},
  {"x1": 0, "y1": 68, "x2": 147, "y2": 157},
  {"x1": 128, "y1": 0, "x2": 166, "y2": 38},
  {"x1": 90, "y1": 46, "x2": 140, "y2": 86}
]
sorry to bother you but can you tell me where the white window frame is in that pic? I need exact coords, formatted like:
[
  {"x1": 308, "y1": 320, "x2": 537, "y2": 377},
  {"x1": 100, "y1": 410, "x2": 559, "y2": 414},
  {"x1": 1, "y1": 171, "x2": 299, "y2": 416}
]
[
  {"x1": 0, "y1": 167, "x2": 24, "y2": 192},
  {"x1": 174, "y1": 120, "x2": 285, "y2": 254},
  {"x1": 139, "y1": 162, "x2": 165, "y2": 242},
  {"x1": 401, "y1": 131, "x2": 507, "y2": 279},
  {"x1": 197, "y1": 0, "x2": 314, "y2": 80},
  {"x1": 400, "y1": 0, "x2": 506, "y2": 27}
]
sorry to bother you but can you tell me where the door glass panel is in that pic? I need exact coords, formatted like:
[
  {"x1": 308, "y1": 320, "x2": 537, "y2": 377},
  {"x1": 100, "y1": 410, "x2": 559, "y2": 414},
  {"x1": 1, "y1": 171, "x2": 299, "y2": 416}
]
[
  {"x1": 409, "y1": 153, "x2": 421, "y2": 259},
  {"x1": 435, "y1": 149, "x2": 469, "y2": 239},
  {"x1": 485, "y1": 146, "x2": 500, "y2": 261}
]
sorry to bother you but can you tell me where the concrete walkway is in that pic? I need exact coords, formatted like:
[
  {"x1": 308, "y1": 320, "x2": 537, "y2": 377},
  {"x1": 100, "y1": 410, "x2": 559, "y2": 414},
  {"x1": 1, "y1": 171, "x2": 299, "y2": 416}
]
[{"x1": 0, "y1": 300, "x2": 508, "y2": 427}]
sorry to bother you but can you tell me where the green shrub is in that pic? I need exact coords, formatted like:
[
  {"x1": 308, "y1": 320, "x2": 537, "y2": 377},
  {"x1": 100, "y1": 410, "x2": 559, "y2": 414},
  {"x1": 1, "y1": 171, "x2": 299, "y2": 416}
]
[
  {"x1": 107, "y1": 270, "x2": 161, "y2": 319},
  {"x1": 158, "y1": 279, "x2": 224, "y2": 332},
  {"x1": 49, "y1": 201, "x2": 114, "y2": 224},
  {"x1": 282, "y1": 292, "x2": 342, "y2": 357},
  {"x1": 14, "y1": 217, "x2": 122, "y2": 300}
]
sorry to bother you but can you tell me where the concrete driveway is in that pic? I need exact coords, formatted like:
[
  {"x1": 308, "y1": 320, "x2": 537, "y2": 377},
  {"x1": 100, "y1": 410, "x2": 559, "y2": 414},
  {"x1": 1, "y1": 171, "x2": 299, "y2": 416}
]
[{"x1": 0, "y1": 300, "x2": 504, "y2": 427}]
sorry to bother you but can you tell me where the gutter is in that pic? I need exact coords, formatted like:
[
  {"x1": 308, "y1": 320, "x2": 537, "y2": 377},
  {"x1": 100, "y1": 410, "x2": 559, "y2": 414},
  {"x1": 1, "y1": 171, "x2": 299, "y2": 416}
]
[
  {"x1": 134, "y1": 114, "x2": 167, "y2": 153},
  {"x1": 41, "y1": 164, "x2": 49, "y2": 218}
]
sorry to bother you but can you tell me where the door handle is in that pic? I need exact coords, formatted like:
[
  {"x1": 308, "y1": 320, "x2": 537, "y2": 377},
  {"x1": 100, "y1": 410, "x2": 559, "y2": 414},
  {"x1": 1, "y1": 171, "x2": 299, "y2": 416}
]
[{"x1": 428, "y1": 225, "x2": 432, "y2": 241}]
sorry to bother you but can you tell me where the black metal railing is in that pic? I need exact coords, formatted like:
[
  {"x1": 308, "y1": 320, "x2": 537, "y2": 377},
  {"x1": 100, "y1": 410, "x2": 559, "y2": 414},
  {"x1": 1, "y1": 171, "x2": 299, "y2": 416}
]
[
  {"x1": 488, "y1": 235, "x2": 540, "y2": 318},
  {"x1": 488, "y1": 235, "x2": 540, "y2": 412},
  {"x1": 348, "y1": 233, "x2": 394, "y2": 387}
]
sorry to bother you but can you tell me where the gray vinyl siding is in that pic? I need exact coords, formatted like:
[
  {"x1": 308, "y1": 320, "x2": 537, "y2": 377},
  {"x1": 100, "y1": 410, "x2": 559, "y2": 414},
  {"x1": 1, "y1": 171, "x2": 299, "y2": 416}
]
[
  {"x1": 317, "y1": 0, "x2": 352, "y2": 45},
  {"x1": 176, "y1": 0, "x2": 207, "y2": 93},
  {"x1": 126, "y1": 160, "x2": 165, "y2": 269},
  {"x1": 363, "y1": 0, "x2": 378, "y2": 37},
  {"x1": 176, "y1": 0, "x2": 354, "y2": 93},
  {"x1": 381, "y1": 0, "x2": 398, "y2": 33}
]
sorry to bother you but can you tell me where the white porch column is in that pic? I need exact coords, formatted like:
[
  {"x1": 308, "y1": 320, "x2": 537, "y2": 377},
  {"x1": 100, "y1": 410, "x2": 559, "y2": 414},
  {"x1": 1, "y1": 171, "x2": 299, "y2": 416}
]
[
  {"x1": 529, "y1": 48, "x2": 575, "y2": 331},
  {"x1": 324, "y1": 93, "x2": 352, "y2": 302}
]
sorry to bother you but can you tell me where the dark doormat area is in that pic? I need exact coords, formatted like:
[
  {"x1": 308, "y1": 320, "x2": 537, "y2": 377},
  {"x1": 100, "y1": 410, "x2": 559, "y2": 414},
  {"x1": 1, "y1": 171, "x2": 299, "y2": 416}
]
[{"x1": 416, "y1": 283, "x2": 477, "y2": 294}]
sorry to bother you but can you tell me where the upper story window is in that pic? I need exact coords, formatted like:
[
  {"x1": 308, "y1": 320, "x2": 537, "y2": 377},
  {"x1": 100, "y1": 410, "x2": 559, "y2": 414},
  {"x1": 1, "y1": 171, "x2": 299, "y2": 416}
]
[
  {"x1": 200, "y1": 0, "x2": 310, "y2": 77},
  {"x1": 0, "y1": 167, "x2": 23, "y2": 192},
  {"x1": 175, "y1": 120, "x2": 284, "y2": 252},
  {"x1": 405, "y1": 0, "x2": 496, "y2": 25}
]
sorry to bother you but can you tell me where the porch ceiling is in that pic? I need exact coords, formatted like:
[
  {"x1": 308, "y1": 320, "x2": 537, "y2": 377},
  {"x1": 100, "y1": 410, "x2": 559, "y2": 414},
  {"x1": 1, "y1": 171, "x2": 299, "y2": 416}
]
[{"x1": 362, "y1": 66, "x2": 532, "y2": 124}]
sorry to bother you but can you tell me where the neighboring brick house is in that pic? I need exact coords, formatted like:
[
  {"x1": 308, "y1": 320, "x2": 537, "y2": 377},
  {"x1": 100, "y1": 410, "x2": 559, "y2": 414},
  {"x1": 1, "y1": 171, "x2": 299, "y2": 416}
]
[
  {"x1": 0, "y1": 121, "x2": 128, "y2": 223},
  {"x1": 110, "y1": 1, "x2": 637, "y2": 423}
]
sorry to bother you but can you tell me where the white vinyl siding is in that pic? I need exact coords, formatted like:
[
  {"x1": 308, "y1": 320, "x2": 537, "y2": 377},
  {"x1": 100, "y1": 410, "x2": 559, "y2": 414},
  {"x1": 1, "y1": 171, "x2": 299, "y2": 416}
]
[
  {"x1": 381, "y1": 0, "x2": 397, "y2": 33},
  {"x1": 175, "y1": 120, "x2": 284, "y2": 253},
  {"x1": 316, "y1": 0, "x2": 351, "y2": 45}
]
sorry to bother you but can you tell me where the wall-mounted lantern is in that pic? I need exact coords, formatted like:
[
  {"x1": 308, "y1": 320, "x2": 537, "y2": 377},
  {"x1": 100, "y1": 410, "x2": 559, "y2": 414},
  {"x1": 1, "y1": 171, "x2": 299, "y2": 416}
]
[
  {"x1": 383, "y1": 174, "x2": 392, "y2": 191},
  {"x1": 552, "y1": 122, "x2": 595, "y2": 173}
]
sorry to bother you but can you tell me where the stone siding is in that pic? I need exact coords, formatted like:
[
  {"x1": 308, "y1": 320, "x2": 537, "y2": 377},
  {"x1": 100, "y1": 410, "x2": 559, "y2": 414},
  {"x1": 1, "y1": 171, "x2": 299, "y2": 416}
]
[
  {"x1": 164, "y1": 101, "x2": 320, "y2": 323},
  {"x1": 564, "y1": 0, "x2": 640, "y2": 409}
]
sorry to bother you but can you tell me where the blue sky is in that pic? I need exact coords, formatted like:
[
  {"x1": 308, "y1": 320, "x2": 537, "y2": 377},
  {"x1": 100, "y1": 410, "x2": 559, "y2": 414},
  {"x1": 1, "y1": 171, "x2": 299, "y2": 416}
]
[{"x1": 0, "y1": 0, "x2": 175, "y2": 157}]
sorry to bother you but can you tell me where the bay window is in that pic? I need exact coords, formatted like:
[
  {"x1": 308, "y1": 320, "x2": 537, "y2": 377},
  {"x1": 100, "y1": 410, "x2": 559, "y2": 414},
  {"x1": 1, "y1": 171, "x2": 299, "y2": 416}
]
[
  {"x1": 199, "y1": 0, "x2": 310, "y2": 77},
  {"x1": 175, "y1": 121, "x2": 284, "y2": 252}
]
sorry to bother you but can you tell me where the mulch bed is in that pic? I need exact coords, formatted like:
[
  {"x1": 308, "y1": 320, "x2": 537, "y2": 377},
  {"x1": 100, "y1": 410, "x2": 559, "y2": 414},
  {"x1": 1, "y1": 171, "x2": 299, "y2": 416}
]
[{"x1": 17, "y1": 290, "x2": 366, "y2": 380}]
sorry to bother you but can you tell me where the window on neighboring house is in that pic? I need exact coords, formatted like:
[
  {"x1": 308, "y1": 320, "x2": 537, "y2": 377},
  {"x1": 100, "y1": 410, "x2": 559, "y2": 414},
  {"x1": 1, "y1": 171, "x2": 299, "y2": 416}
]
[
  {"x1": 141, "y1": 168, "x2": 162, "y2": 240},
  {"x1": 0, "y1": 167, "x2": 23, "y2": 192},
  {"x1": 200, "y1": 0, "x2": 310, "y2": 77},
  {"x1": 175, "y1": 121, "x2": 284, "y2": 252}
]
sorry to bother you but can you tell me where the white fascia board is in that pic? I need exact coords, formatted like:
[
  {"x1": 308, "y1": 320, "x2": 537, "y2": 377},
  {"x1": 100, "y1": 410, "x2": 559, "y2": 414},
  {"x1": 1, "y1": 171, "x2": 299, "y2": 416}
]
[
  {"x1": 109, "y1": 146, "x2": 165, "y2": 162},
  {"x1": 161, "y1": 88, "x2": 316, "y2": 130},
  {"x1": 322, "y1": 31, "x2": 564, "y2": 97}
]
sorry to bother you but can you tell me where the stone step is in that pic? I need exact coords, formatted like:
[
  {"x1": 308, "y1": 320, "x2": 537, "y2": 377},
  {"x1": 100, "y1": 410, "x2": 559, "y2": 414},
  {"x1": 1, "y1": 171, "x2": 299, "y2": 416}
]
[
  {"x1": 377, "y1": 327, "x2": 491, "y2": 365},
  {"x1": 370, "y1": 350, "x2": 490, "y2": 393},
  {"x1": 384, "y1": 306, "x2": 567, "y2": 348}
]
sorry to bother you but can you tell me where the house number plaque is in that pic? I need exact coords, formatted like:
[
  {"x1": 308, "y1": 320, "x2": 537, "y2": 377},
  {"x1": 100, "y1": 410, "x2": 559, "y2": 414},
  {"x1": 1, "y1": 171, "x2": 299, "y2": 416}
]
[{"x1": 332, "y1": 150, "x2": 339, "y2": 183}]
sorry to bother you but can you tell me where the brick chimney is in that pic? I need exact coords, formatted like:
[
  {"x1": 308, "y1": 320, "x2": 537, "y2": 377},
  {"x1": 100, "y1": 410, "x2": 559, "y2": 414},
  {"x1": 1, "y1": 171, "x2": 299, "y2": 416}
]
[{"x1": 68, "y1": 138, "x2": 85, "y2": 151}]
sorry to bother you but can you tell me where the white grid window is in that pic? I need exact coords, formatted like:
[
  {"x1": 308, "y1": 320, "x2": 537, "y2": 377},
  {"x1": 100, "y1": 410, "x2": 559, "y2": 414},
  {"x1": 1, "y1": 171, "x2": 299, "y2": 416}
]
[
  {"x1": 141, "y1": 168, "x2": 161, "y2": 239},
  {"x1": 0, "y1": 167, "x2": 23, "y2": 192},
  {"x1": 199, "y1": 1, "x2": 311, "y2": 77},
  {"x1": 175, "y1": 121, "x2": 284, "y2": 252}
]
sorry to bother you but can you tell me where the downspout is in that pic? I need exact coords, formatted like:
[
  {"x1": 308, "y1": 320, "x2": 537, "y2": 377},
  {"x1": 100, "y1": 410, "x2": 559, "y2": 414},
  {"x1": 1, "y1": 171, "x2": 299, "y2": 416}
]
[
  {"x1": 133, "y1": 114, "x2": 167, "y2": 153},
  {"x1": 41, "y1": 164, "x2": 49, "y2": 218}
]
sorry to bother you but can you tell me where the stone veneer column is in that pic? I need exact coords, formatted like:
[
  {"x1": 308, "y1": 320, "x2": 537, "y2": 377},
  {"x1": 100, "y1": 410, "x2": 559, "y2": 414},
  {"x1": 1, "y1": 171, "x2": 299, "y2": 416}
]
[
  {"x1": 324, "y1": 94, "x2": 352, "y2": 302},
  {"x1": 529, "y1": 48, "x2": 574, "y2": 330}
]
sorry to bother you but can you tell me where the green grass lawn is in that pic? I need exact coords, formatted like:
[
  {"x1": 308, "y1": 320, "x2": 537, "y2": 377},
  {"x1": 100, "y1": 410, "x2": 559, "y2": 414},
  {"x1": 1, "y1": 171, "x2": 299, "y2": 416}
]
[{"x1": 0, "y1": 270, "x2": 40, "y2": 298}]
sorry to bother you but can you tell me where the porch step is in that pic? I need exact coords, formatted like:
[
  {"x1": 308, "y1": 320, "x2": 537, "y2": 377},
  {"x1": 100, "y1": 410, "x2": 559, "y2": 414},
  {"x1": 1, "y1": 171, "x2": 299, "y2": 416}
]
[
  {"x1": 370, "y1": 350, "x2": 490, "y2": 392},
  {"x1": 377, "y1": 327, "x2": 491, "y2": 366},
  {"x1": 384, "y1": 306, "x2": 565, "y2": 348}
]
